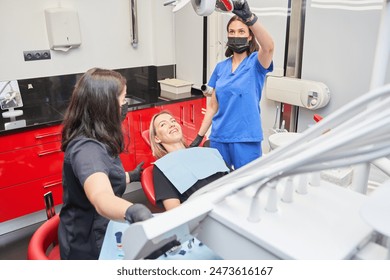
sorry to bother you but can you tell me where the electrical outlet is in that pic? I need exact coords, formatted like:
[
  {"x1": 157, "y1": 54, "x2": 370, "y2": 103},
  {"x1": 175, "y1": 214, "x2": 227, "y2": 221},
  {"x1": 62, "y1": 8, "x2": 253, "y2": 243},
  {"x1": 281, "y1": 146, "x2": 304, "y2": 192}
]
[{"x1": 23, "y1": 50, "x2": 51, "y2": 61}]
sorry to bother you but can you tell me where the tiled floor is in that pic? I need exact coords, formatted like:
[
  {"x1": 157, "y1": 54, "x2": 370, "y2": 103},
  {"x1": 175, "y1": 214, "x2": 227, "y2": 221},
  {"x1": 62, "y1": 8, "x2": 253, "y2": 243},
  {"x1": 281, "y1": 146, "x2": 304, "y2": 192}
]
[{"x1": 0, "y1": 187, "x2": 162, "y2": 260}]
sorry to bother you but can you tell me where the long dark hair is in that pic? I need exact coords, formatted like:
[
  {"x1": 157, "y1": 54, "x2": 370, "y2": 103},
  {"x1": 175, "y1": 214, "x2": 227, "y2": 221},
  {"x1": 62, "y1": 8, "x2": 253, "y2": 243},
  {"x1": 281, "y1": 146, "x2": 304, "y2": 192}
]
[
  {"x1": 61, "y1": 68, "x2": 127, "y2": 156},
  {"x1": 225, "y1": 15, "x2": 259, "y2": 57}
]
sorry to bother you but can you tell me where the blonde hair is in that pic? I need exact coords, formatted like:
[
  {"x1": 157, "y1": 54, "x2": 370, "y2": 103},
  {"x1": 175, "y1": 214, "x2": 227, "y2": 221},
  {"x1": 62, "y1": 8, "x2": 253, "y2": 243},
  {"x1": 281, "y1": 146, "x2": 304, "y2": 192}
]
[{"x1": 149, "y1": 110, "x2": 187, "y2": 159}]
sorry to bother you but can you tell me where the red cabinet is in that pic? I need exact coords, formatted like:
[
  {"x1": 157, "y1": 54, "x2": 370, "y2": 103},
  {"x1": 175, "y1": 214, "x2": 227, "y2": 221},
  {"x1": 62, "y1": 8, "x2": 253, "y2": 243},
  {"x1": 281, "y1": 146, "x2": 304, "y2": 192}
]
[
  {"x1": 1, "y1": 141, "x2": 63, "y2": 188},
  {"x1": 0, "y1": 174, "x2": 62, "y2": 222},
  {"x1": 119, "y1": 113, "x2": 136, "y2": 171},
  {"x1": 0, "y1": 125, "x2": 62, "y2": 153},
  {"x1": 0, "y1": 125, "x2": 64, "y2": 222}
]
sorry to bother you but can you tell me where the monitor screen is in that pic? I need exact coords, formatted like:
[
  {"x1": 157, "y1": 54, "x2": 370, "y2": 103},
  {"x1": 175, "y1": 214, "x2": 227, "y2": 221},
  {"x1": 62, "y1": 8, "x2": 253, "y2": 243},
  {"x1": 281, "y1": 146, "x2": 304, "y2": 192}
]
[{"x1": 0, "y1": 80, "x2": 23, "y2": 111}]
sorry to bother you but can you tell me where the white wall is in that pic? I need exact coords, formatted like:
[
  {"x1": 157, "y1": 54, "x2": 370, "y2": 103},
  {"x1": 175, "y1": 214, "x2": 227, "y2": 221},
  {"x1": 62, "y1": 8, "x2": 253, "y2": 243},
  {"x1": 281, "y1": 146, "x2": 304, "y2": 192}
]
[
  {"x1": 173, "y1": 3, "x2": 204, "y2": 88},
  {"x1": 297, "y1": 0, "x2": 387, "y2": 131},
  {"x1": 256, "y1": 0, "x2": 290, "y2": 153},
  {"x1": 0, "y1": 0, "x2": 175, "y2": 81}
]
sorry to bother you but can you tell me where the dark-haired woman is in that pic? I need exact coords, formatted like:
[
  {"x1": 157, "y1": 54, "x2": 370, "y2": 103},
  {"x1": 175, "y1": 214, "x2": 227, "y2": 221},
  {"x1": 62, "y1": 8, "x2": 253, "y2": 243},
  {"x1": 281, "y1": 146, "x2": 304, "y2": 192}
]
[
  {"x1": 59, "y1": 68, "x2": 152, "y2": 259},
  {"x1": 190, "y1": 0, "x2": 274, "y2": 170}
]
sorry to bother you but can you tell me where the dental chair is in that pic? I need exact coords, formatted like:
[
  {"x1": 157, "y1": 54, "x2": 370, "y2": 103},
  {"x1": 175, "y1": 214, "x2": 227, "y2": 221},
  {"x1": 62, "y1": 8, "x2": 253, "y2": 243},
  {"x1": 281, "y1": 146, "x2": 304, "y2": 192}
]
[
  {"x1": 141, "y1": 165, "x2": 157, "y2": 206},
  {"x1": 27, "y1": 192, "x2": 60, "y2": 260},
  {"x1": 141, "y1": 129, "x2": 151, "y2": 147},
  {"x1": 140, "y1": 129, "x2": 157, "y2": 206},
  {"x1": 27, "y1": 214, "x2": 60, "y2": 260}
]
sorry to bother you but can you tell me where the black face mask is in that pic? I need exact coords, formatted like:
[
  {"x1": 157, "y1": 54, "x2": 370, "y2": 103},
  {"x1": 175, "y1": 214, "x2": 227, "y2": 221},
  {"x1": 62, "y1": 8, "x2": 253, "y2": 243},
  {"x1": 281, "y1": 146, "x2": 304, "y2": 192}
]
[
  {"x1": 120, "y1": 103, "x2": 128, "y2": 121},
  {"x1": 227, "y1": 37, "x2": 249, "y2": 54}
]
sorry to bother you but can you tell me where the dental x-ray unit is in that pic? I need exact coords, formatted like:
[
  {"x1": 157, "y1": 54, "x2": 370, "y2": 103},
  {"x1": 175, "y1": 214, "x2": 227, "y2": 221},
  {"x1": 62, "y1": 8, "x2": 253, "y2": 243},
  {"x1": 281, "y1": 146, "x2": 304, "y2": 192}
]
[{"x1": 164, "y1": 0, "x2": 243, "y2": 16}]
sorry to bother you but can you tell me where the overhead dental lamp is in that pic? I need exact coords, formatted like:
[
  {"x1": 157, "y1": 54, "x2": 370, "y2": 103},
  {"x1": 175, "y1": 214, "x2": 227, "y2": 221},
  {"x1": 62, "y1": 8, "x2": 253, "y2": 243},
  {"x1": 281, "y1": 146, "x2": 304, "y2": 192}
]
[{"x1": 164, "y1": 0, "x2": 244, "y2": 16}]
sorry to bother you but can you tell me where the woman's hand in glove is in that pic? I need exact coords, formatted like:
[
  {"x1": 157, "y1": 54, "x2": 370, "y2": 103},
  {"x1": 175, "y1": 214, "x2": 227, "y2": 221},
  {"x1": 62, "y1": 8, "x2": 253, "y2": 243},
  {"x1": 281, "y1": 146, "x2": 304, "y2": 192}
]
[
  {"x1": 127, "y1": 161, "x2": 144, "y2": 182},
  {"x1": 233, "y1": 0, "x2": 258, "y2": 26},
  {"x1": 124, "y1": 203, "x2": 153, "y2": 223},
  {"x1": 189, "y1": 134, "x2": 204, "y2": 147}
]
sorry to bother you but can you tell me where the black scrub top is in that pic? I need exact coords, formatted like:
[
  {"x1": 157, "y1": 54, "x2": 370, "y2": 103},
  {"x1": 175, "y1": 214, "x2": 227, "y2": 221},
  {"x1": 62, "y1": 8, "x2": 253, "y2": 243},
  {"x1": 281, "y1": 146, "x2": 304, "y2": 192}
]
[{"x1": 58, "y1": 137, "x2": 126, "y2": 260}]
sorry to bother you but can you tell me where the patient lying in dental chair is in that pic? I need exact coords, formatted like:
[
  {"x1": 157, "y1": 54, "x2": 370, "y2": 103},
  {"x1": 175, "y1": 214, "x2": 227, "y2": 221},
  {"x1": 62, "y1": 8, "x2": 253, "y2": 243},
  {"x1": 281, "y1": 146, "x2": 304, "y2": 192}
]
[{"x1": 149, "y1": 110, "x2": 230, "y2": 211}]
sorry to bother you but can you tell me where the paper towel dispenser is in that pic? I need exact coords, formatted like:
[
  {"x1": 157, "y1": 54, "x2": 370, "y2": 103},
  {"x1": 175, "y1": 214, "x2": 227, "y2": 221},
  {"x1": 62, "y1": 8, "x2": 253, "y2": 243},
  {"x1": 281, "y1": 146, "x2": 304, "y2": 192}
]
[
  {"x1": 45, "y1": 7, "x2": 82, "y2": 51},
  {"x1": 265, "y1": 76, "x2": 330, "y2": 110}
]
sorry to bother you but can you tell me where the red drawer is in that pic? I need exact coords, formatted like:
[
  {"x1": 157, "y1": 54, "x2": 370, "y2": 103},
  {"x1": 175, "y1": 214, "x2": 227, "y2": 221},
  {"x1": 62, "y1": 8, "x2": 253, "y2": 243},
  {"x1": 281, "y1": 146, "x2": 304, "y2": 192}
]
[
  {"x1": 0, "y1": 174, "x2": 62, "y2": 222},
  {"x1": 0, "y1": 125, "x2": 62, "y2": 153},
  {"x1": 0, "y1": 141, "x2": 63, "y2": 189}
]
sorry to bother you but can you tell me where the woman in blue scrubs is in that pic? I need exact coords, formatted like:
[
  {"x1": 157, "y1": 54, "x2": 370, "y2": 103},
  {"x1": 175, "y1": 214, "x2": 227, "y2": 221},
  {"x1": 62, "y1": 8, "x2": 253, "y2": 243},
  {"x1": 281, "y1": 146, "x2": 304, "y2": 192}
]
[{"x1": 191, "y1": 0, "x2": 274, "y2": 170}]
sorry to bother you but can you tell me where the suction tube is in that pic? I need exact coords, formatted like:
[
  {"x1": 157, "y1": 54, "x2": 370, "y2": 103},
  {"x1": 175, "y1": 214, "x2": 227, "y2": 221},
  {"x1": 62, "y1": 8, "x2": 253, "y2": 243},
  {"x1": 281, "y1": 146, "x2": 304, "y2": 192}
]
[{"x1": 201, "y1": 84, "x2": 213, "y2": 97}]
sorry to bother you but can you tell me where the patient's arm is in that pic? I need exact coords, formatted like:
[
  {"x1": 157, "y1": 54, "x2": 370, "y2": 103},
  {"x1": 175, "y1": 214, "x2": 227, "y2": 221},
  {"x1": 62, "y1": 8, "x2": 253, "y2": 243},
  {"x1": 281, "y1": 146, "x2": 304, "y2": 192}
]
[{"x1": 163, "y1": 198, "x2": 181, "y2": 211}]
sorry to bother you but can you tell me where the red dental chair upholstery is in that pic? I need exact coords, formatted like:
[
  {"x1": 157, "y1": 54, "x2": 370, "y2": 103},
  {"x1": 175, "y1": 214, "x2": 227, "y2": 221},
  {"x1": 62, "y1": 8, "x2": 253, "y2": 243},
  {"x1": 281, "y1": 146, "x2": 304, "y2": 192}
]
[
  {"x1": 27, "y1": 213, "x2": 61, "y2": 260},
  {"x1": 141, "y1": 165, "x2": 157, "y2": 206},
  {"x1": 142, "y1": 129, "x2": 151, "y2": 147},
  {"x1": 27, "y1": 191, "x2": 61, "y2": 260},
  {"x1": 140, "y1": 129, "x2": 157, "y2": 206}
]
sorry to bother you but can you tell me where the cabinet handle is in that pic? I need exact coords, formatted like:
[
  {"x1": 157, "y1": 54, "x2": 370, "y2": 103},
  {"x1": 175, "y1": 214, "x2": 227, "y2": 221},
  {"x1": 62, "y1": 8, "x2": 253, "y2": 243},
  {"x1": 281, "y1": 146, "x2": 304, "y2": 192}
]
[
  {"x1": 37, "y1": 149, "x2": 62, "y2": 157},
  {"x1": 43, "y1": 180, "x2": 62, "y2": 189},
  {"x1": 138, "y1": 114, "x2": 143, "y2": 133},
  {"x1": 35, "y1": 132, "x2": 61, "y2": 139},
  {"x1": 190, "y1": 104, "x2": 195, "y2": 123},
  {"x1": 180, "y1": 106, "x2": 184, "y2": 125}
]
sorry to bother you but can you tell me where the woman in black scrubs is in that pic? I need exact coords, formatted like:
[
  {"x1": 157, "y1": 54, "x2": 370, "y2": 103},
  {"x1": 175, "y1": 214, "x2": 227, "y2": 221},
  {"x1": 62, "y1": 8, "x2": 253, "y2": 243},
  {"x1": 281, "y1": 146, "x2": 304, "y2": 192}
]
[{"x1": 59, "y1": 68, "x2": 152, "y2": 259}]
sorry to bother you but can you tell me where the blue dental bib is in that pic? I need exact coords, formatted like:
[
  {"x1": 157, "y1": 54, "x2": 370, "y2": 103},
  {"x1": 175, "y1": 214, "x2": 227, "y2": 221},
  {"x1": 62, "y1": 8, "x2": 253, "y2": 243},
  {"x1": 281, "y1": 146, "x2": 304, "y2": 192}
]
[{"x1": 154, "y1": 147, "x2": 229, "y2": 194}]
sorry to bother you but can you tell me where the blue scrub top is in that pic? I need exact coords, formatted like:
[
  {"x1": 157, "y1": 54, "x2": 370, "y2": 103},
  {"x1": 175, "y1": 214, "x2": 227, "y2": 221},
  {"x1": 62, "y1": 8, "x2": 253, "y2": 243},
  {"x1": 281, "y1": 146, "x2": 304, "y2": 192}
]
[{"x1": 208, "y1": 52, "x2": 273, "y2": 143}]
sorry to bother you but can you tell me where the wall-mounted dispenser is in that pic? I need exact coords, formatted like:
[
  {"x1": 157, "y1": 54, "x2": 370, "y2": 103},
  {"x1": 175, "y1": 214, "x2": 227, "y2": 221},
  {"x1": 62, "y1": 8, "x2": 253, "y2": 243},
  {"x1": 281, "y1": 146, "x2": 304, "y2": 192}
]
[
  {"x1": 265, "y1": 76, "x2": 330, "y2": 110},
  {"x1": 45, "y1": 7, "x2": 82, "y2": 52}
]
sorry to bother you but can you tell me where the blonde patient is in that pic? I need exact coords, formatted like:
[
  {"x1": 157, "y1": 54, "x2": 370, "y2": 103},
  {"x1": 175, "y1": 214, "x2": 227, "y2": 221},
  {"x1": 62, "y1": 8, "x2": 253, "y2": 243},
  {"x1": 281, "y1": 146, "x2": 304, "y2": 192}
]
[{"x1": 149, "y1": 111, "x2": 230, "y2": 211}]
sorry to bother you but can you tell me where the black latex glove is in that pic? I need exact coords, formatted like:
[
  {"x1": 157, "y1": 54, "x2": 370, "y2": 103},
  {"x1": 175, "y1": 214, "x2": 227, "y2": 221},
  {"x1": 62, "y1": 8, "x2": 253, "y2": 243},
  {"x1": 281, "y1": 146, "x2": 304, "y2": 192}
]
[
  {"x1": 233, "y1": 0, "x2": 258, "y2": 26},
  {"x1": 124, "y1": 203, "x2": 153, "y2": 224},
  {"x1": 127, "y1": 161, "x2": 144, "y2": 182},
  {"x1": 189, "y1": 134, "x2": 204, "y2": 147}
]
